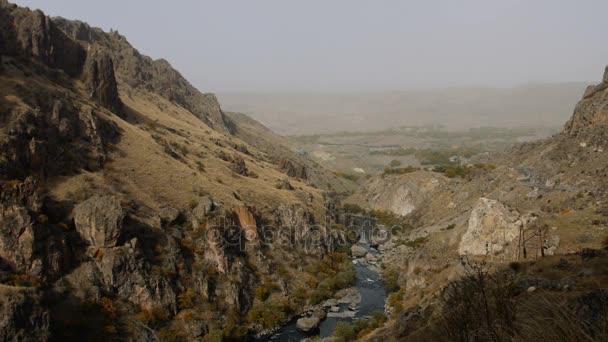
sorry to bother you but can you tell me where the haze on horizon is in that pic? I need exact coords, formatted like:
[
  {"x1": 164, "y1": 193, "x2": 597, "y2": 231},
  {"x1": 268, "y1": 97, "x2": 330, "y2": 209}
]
[{"x1": 12, "y1": 0, "x2": 608, "y2": 94}]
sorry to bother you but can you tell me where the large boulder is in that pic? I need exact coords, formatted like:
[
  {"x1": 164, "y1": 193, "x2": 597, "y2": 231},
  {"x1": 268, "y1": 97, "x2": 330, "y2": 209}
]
[
  {"x1": 296, "y1": 316, "x2": 321, "y2": 332},
  {"x1": 459, "y1": 198, "x2": 536, "y2": 258},
  {"x1": 74, "y1": 196, "x2": 124, "y2": 247},
  {"x1": 229, "y1": 154, "x2": 249, "y2": 176},
  {"x1": 351, "y1": 244, "x2": 368, "y2": 258},
  {"x1": 191, "y1": 196, "x2": 213, "y2": 220}
]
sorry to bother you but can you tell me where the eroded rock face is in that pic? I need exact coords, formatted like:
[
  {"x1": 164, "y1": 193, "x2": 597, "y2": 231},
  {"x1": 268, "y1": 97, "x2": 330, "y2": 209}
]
[
  {"x1": 0, "y1": 2, "x2": 85, "y2": 76},
  {"x1": 0, "y1": 288, "x2": 50, "y2": 341},
  {"x1": 97, "y1": 244, "x2": 177, "y2": 313},
  {"x1": 52, "y1": 17, "x2": 232, "y2": 133},
  {"x1": 563, "y1": 66, "x2": 608, "y2": 139},
  {"x1": 278, "y1": 159, "x2": 307, "y2": 180},
  {"x1": 459, "y1": 198, "x2": 536, "y2": 258},
  {"x1": 82, "y1": 45, "x2": 123, "y2": 114},
  {"x1": 351, "y1": 170, "x2": 448, "y2": 216},
  {"x1": 0, "y1": 205, "x2": 35, "y2": 274},
  {"x1": 74, "y1": 196, "x2": 124, "y2": 247}
]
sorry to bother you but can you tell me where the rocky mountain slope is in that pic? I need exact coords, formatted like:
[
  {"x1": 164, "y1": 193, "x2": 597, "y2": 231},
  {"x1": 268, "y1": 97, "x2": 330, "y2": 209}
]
[
  {"x1": 350, "y1": 67, "x2": 608, "y2": 340},
  {"x1": 0, "y1": 1, "x2": 355, "y2": 340}
]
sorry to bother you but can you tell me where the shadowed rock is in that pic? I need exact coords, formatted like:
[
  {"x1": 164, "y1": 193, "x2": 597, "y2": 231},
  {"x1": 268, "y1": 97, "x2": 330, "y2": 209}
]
[
  {"x1": 74, "y1": 196, "x2": 124, "y2": 247},
  {"x1": 82, "y1": 45, "x2": 123, "y2": 115}
]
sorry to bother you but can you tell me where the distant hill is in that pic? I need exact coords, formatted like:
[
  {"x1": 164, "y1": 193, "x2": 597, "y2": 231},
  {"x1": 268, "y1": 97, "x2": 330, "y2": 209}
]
[{"x1": 219, "y1": 83, "x2": 588, "y2": 135}]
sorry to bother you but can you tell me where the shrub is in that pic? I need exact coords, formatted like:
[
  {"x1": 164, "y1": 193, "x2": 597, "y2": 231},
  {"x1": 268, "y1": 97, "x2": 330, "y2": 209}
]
[
  {"x1": 334, "y1": 172, "x2": 359, "y2": 182},
  {"x1": 383, "y1": 166, "x2": 419, "y2": 175},
  {"x1": 334, "y1": 321, "x2": 357, "y2": 341},
  {"x1": 389, "y1": 159, "x2": 402, "y2": 167},
  {"x1": 343, "y1": 203, "x2": 364, "y2": 214},
  {"x1": 443, "y1": 223, "x2": 456, "y2": 230},
  {"x1": 383, "y1": 268, "x2": 400, "y2": 292},
  {"x1": 247, "y1": 298, "x2": 291, "y2": 329}
]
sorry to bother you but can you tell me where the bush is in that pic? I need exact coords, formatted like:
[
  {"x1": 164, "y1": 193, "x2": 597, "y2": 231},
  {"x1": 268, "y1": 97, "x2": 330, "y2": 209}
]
[
  {"x1": 343, "y1": 203, "x2": 364, "y2": 214},
  {"x1": 334, "y1": 321, "x2": 357, "y2": 341},
  {"x1": 247, "y1": 298, "x2": 291, "y2": 329},
  {"x1": 334, "y1": 172, "x2": 359, "y2": 182},
  {"x1": 383, "y1": 268, "x2": 400, "y2": 292},
  {"x1": 389, "y1": 159, "x2": 402, "y2": 167},
  {"x1": 383, "y1": 166, "x2": 419, "y2": 175}
]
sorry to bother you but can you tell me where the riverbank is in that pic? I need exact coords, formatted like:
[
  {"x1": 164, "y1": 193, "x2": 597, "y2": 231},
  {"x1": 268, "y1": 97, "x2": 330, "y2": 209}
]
[{"x1": 257, "y1": 239, "x2": 387, "y2": 341}]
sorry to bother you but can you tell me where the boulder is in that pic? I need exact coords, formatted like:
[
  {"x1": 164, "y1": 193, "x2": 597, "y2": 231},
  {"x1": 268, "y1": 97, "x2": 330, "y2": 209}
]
[
  {"x1": 158, "y1": 206, "x2": 179, "y2": 225},
  {"x1": 192, "y1": 196, "x2": 213, "y2": 220},
  {"x1": 365, "y1": 252, "x2": 378, "y2": 263},
  {"x1": 74, "y1": 196, "x2": 124, "y2": 247},
  {"x1": 351, "y1": 244, "x2": 368, "y2": 258},
  {"x1": 458, "y1": 198, "x2": 535, "y2": 258},
  {"x1": 322, "y1": 298, "x2": 338, "y2": 308},
  {"x1": 275, "y1": 179, "x2": 294, "y2": 190},
  {"x1": 296, "y1": 316, "x2": 320, "y2": 332},
  {"x1": 229, "y1": 154, "x2": 249, "y2": 176}
]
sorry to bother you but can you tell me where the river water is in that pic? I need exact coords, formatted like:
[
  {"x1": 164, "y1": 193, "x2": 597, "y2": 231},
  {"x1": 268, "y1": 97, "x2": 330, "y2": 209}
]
[{"x1": 259, "y1": 244, "x2": 387, "y2": 341}]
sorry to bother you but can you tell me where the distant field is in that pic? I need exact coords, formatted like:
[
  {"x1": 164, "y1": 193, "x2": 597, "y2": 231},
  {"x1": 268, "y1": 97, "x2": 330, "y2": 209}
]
[{"x1": 288, "y1": 125, "x2": 560, "y2": 175}]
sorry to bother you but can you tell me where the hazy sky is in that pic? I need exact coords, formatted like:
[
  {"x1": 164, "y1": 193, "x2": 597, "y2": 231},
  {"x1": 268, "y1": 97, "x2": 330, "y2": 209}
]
[{"x1": 13, "y1": 0, "x2": 608, "y2": 93}]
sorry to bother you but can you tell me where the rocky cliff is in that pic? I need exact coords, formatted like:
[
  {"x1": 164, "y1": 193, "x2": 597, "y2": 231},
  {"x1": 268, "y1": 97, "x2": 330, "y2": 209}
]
[{"x1": 0, "y1": 1, "x2": 351, "y2": 340}]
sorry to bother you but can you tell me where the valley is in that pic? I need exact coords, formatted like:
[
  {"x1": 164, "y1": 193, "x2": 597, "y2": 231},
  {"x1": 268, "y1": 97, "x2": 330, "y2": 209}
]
[{"x1": 1, "y1": 1, "x2": 607, "y2": 341}]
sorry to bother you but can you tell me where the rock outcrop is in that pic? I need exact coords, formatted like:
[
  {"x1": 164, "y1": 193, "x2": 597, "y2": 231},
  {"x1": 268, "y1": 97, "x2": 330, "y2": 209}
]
[
  {"x1": 74, "y1": 196, "x2": 124, "y2": 247},
  {"x1": 82, "y1": 45, "x2": 123, "y2": 114},
  {"x1": 0, "y1": 287, "x2": 49, "y2": 341},
  {"x1": 230, "y1": 154, "x2": 249, "y2": 176},
  {"x1": 349, "y1": 170, "x2": 448, "y2": 216},
  {"x1": 278, "y1": 159, "x2": 307, "y2": 180},
  {"x1": 0, "y1": 1, "x2": 85, "y2": 76},
  {"x1": 563, "y1": 66, "x2": 608, "y2": 141},
  {"x1": 459, "y1": 198, "x2": 536, "y2": 258},
  {"x1": 52, "y1": 17, "x2": 232, "y2": 133}
]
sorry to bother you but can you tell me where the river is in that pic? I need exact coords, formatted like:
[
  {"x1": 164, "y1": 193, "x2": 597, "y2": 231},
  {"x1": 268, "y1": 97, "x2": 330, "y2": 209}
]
[{"x1": 259, "y1": 242, "x2": 387, "y2": 341}]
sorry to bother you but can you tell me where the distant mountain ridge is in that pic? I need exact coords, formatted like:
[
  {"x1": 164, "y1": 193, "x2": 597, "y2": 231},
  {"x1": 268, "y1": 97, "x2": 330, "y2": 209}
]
[{"x1": 219, "y1": 83, "x2": 588, "y2": 135}]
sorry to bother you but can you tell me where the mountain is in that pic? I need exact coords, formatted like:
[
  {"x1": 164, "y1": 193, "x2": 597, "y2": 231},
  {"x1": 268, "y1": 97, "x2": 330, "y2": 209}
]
[
  {"x1": 0, "y1": 1, "x2": 356, "y2": 340},
  {"x1": 349, "y1": 67, "x2": 608, "y2": 340},
  {"x1": 219, "y1": 83, "x2": 588, "y2": 135}
]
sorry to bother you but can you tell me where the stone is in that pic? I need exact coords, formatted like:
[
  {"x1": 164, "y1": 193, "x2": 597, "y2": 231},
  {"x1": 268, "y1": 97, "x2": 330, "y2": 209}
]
[
  {"x1": 527, "y1": 286, "x2": 536, "y2": 293},
  {"x1": 296, "y1": 317, "x2": 320, "y2": 332},
  {"x1": 229, "y1": 154, "x2": 249, "y2": 176},
  {"x1": 158, "y1": 206, "x2": 179, "y2": 225},
  {"x1": 330, "y1": 306, "x2": 340, "y2": 313},
  {"x1": 74, "y1": 196, "x2": 124, "y2": 247},
  {"x1": 322, "y1": 298, "x2": 338, "y2": 307},
  {"x1": 365, "y1": 252, "x2": 378, "y2": 262},
  {"x1": 459, "y1": 198, "x2": 536, "y2": 258},
  {"x1": 351, "y1": 244, "x2": 368, "y2": 258},
  {"x1": 192, "y1": 196, "x2": 213, "y2": 220},
  {"x1": 275, "y1": 179, "x2": 294, "y2": 190}
]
